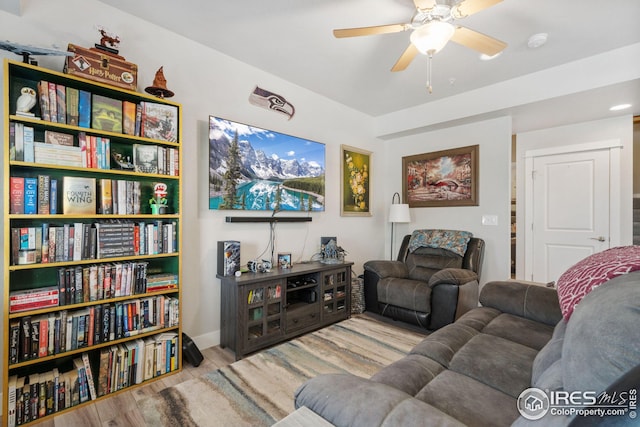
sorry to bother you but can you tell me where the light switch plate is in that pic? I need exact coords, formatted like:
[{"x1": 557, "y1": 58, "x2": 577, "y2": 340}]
[{"x1": 482, "y1": 215, "x2": 498, "y2": 226}]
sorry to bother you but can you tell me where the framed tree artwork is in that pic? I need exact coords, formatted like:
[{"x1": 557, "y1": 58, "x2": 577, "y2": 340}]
[
  {"x1": 402, "y1": 144, "x2": 479, "y2": 207},
  {"x1": 341, "y1": 145, "x2": 372, "y2": 216}
]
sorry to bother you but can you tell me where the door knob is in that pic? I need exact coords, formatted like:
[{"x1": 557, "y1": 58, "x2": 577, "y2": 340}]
[{"x1": 589, "y1": 236, "x2": 606, "y2": 242}]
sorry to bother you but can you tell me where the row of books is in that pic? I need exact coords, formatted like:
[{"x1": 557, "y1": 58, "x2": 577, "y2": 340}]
[
  {"x1": 9, "y1": 175, "x2": 93, "y2": 215},
  {"x1": 7, "y1": 332, "x2": 178, "y2": 427},
  {"x1": 9, "y1": 263, "x2": 177, "y2": 313},
  {"x1": 11, "y1": 123, "x2": 179, "y2": 178},
  {"x1": 10, "y1": 121, "x2": 178, "y2": 176},
  {"x1": 247, "y1": 284, "x2": 282, "y2": 304},
  {"x1": 32, "y1": 80, "x2": 83, "y2": 126},
  {"x1": 7, "y1": 353, "x2": 94, "y2": 426},
  {"x1": 131, "y1": 143, "x2": 180, "y2": 176},
  {"x1": 9, "y1": 175, "x2": 51, "y2": 215},
  {"x1": 26, "y1": 79, "x2": 179, "y2": 142},
  {"x1": 53, "y1": 264, "x2": 176, "y2": 307},
  {"x1": 10, "y1": 220, "x2": 178, "y2": 265},
  {"x1": 9, "y1": 296, "x2": 179, "y2": 363},
  {"x1": 9, "y1": 174, "x2": 172, "y2": 216}
]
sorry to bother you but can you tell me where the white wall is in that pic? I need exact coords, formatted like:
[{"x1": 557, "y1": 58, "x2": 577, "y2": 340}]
[
  {"x1": 382, "y1": 116, "x2": 514, "y2": 286},
  {"x1": 514, "y1": 115, "x2": 635, "y2": 278}
]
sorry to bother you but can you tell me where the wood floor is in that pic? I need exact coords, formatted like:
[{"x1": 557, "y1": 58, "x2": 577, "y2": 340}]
[{"x1": 7, "y1": 345, "x2": 237, "y2": 427}]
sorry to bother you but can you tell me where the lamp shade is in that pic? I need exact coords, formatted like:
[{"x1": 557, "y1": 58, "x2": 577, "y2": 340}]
[
  {"x1": 389, "y1": 203, "x2": 411, "y2": 223},
  {"x1": 410, "y1": 21, "x2": 455, "y2": 55}
]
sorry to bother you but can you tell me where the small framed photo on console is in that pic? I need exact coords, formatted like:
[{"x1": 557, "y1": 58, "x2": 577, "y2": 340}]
[{"x1": 278, "y1": 253, "x2": 292, "y2": 269}]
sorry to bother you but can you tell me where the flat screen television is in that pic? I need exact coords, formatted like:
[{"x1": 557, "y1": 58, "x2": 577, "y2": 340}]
[{"x1": 209, "y1": 116, "x2": 325, "y2": 211}]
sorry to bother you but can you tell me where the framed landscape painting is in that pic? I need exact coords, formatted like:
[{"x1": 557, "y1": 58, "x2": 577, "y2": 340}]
[
  {"x1": 402, "y1": 144, "x2": 478, "y2": 207},
  {"x1": 209, "y1": 116, "x2": 325, "y2": 211},
  {"x1": 341, "y1": 145, "x2": 371, "y2": 216}
]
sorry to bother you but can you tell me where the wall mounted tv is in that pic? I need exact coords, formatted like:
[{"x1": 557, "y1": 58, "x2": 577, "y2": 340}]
[{"x1": 209, "y1": 116, "x2": 326, "y2": 211}]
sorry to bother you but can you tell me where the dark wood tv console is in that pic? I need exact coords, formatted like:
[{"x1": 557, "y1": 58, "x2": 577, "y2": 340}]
[{"x1": 218, "y1": 261, "x2": 353, "y2": 360}]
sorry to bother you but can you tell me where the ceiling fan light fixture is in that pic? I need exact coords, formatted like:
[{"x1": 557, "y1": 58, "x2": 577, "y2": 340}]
[
  {"x1": 609, "y1": 103, "x2": 631, "y2": 111},
  {"x1": 410, "y1": 21, "x2": 455, "y2": 55},
  {"x1": 480, "y1": 51, "x2": 502, "y2": 61}
]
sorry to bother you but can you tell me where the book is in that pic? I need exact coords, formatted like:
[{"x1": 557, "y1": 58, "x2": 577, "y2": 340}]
[
  {"x1": 78, "y1": 132, "x2": 88, "y2": 167},
  {"x1": 14, "y1": 122, "x2": 24, "y2": 161},
  {"x1": 141, "y1": 102, "x2": 178, "y2": 142},
  {"x1": 82, "y1": 353, "x2": 97, "y2": 401},
  {"x1": 34, "y1": 142, "x2": 83, "y2": 167},
  {"x1": 9, "y1": 320, "x2": 20, "y2": 365},
  {"x1": 56, "y1": 84, "x2": 66, "y2": 124},
  {"x1": 24, "y1": 177, "x2": 38, "y2": 214},
  {"x1": 73, "y1": 358, "x2": 89, "y2": 403},
  {"x1": 92, "y1": 94, "x2": 122, "y2": 133},
  {"x1": 98, "y1": 179, "x2": 113, "y2": 214},
  {"x1": 62, "y1": 177, "x2": 96, "y2": 215},
  {"x1": 7, "y1": 375, "x2": 17, "y2": 427},
  {"x1": 10, "y1": 176, "x2": 24, "y2": 214},
  {"x1": 44, "y1": 130, "x2": 74, "y2": 146},
  {"x1": 66, "y1": 86, "x2": 79, "y2": 125},
  {"x1": 9, "y1": 287, "x2": 59, "y2": 313},
  {"x1": 50, "y1": 179, "x2": 58, "y2": 214},
  {"x1": 37, "y1": 80, "x2": 51, "y2": 122},
  {"x1": 135, "y1": 103, "x2": 142, "y2": 136},
  {"x1": 48, "y1": 82, "x2": 58, "y2": 123},
  {"x1": 41, "y1": 223, "x2": 50, "y2": 263},
  {"x1": 78, "y1": 90, "x2": 91, "y2": 128},
  {"x1": 132, "y1": 144, "x2": 158, "y2": 174},
  {"x1": 9, "y1": 121, "x2": 15, "y2": 160},
  {"x1": 20, "y1": 316, "x2": 32, "y2": 361},
  {"x1": 37, "y1": 175, "x2": 50, "y2": 214},
  {"x1": 97, "y1": 348, "x2": 111, "y2": 397},
  {"x1": 23, "y1": 126, "x2": 34, "y2": 162},
  {"x1": 122, "y1": 101, "x2": 137, "y2": 135}
]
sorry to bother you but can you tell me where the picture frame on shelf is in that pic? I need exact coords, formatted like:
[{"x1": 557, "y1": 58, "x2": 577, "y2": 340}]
[
  {"x1": 402, "y1": 144, "x2": 479, "y2": 208},
  {"x1": 278, "y1": 252, "x2": 292, "y2": 269},
  {"x1": 340, "y1": 145, "x2": 371, "y2": 217}
]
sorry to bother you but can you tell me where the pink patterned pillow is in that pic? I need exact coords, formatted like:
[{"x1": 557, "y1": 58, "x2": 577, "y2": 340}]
[{"x1": 557, "y1": 246, "x2": 640, "y2": 320}]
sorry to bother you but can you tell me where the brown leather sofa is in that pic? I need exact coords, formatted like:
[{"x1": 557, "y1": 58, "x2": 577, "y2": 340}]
[{"x1": 363, "y1": 231, "x2": 484, "y2": 330}]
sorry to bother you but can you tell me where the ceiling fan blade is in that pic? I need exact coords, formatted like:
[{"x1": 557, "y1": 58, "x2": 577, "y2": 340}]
[
  {"x1": 450, "y1": 26, "x2": 507, "y2": 56},
  {"x1": 413, "y1": 0, "x2": 437, "y2": 11},
  {"x1": 453, "y1": 0, "x2": 502, "y2": 18},
  {"x1": 391, "y1": 44, "x2": 419, "y2": 72},
  {"x1": 333, "y1": 24, "x2": 407, "y2": 38}
]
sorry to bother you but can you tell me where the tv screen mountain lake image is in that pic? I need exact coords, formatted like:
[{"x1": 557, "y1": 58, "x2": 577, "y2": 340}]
[{"x1": 209, "y1": 116, "x2": 325, "y2": 211}]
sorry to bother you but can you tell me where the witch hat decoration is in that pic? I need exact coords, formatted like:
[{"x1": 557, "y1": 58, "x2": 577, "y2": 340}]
[{"x1": 145, "y1": 66, "x2": 175, "y2": 98}]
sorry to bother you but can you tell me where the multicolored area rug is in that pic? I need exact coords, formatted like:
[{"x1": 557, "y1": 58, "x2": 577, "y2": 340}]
[{"x1": 138, "y1": 315, "x2": 427, "y2": 426}]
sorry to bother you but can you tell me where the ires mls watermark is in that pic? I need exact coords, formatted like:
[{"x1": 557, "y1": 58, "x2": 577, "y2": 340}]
[{"x1": 517, "y1": 387, "x2": 637, "y2": 420}]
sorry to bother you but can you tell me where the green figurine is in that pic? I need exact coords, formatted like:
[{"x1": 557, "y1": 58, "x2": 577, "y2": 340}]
[{"x1": 150, "y1": 182, "x2": 168, "y2": 214}]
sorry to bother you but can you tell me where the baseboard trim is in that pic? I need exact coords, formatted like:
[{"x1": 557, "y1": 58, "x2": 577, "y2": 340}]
[{"x1": 190, "y1": 330, "x2": 220, "y2": 351}]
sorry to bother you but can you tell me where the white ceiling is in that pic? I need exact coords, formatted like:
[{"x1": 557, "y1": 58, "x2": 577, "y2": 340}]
[{"x1": 57, "y1": 1, "x2": 640, "y2": 130}]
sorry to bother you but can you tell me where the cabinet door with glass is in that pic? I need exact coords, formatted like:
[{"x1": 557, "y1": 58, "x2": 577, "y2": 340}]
[
  {"x1": 321, "y1": 267, "x2": 350, "y2": 321},
  {"x1": 243, "y1": 279, "x2": 284, "y2": 351}
]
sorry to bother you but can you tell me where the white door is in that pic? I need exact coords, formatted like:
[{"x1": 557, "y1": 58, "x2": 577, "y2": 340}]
[{"x1": 528, "y1": 148, "x2": 611, "y2": 283}]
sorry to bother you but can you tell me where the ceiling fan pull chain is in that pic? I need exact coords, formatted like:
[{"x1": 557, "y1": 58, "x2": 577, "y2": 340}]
[{"x1": 426, "y1": 53, "x2": 434, "y2": 93}]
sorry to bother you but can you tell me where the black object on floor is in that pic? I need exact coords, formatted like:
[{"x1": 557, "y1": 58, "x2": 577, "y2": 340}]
[{"x1": 182, "y1": 332, "x2": 204, "y2": 367}]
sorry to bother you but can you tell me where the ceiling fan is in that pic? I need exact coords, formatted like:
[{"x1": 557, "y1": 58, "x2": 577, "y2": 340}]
[{"x1": 333, "y1": 0, "x2": 507, "y2": 92}]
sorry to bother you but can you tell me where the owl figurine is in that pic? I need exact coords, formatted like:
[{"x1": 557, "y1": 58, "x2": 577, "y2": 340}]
[{"x1": 16, "y1": 87, "x2": 37, "y2": 115}]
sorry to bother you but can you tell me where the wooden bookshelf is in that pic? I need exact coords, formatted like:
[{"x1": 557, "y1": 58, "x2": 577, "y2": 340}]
[{"x1": 2, "y1": 59, "x2": 183, "y2": 427}]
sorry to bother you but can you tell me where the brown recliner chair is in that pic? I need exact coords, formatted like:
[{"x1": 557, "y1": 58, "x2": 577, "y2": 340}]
[{"x1": 363, "y1": 230, "x2": 484, "y2": 330}]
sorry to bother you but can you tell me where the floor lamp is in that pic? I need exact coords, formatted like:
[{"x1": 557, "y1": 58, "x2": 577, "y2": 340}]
[{"x1": 389, "y1": 192, "x2": 411, "y2": 260}]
